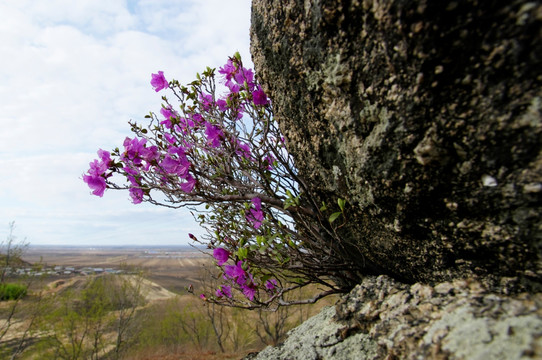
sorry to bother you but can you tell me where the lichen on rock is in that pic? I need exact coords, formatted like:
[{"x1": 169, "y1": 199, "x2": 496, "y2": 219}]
[
  {"x1": 250, "y1": 0, "x2": 542, "y2": 288},
  {"x1": 246, "y1": 276, "x2": 542, "y2": 359}
]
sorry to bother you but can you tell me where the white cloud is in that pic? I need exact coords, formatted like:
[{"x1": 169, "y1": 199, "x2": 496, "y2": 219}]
[{"x1": 0, "y1": 0, "x2": 252, "y2": 246}]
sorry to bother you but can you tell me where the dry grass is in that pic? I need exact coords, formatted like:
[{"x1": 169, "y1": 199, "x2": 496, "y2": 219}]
[
  {"x1": 5, "y1": 247, "x2": 340, "y2": 359},
  {"x1": 129, "y1": 349, "x2": 248, "y2": 360}
]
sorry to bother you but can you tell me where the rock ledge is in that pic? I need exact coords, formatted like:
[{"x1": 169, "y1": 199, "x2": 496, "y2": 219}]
[{"x1": 246, "y1": 276, "x2": 542, "y2": 360}]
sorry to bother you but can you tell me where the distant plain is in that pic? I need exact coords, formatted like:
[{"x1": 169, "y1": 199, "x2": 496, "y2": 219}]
[{"x1": 22, "y1": 245, "x2": 212, "y2": 294}]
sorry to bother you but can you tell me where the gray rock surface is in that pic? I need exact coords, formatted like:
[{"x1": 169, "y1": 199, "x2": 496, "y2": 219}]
[
  {"x1": 250, "y1": 0, "x2": 542, "y2": 287},
  {"x1": 245, "y1": 306, "x2": 378, "y2": 360},
  {"x1": 246, "y1": 276, "x2": 542, "y2": 359},
  {"x1": 247, "y1": 1, "x2": 542, "y2": 358}
]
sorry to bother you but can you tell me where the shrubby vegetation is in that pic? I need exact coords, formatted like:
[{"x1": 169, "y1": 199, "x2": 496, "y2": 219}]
[
  {"x1": 33, "y1": 274, "x2": 144, "y2": 360},
  {"x1": 0, "y1": 283, "x2": 27, "y2": 301},
  {"x1": 0, "y1": 222, "x2": 29, "y2": 302},
  {"x1": 124, "y1": 269, "x2": 330, "y2": 359},
  {"x1": 0, "y1": 268, "x2": 332, "y2": 359},
  {"x1": 83, "y1": 54, "x2": 358, "y2": 308},
  {"x1": 0, "y1": 222, "x2": 39, "y2": 359},
  {"x1": 0, "y1": 224, "x2": 333, "y2": 358}
]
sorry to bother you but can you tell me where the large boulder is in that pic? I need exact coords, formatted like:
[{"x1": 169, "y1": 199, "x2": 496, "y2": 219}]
[{"x1": 250, "y1": 0, "x2": 542, "y2": 287}]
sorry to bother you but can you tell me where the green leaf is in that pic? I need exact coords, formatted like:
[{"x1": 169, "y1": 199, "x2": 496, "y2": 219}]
[
  {"x1": 237, "y1": 247, "x2": 248, "y2": 260},
  {"x1": 320, "y1": 202, "x2": 327, "y2": 212},
  {"x1": 329, "y1": 211, "x2": 342, "y2": 224},
  {"x1": 338, "y1": 198, "x2": 346, "y2": 212}
]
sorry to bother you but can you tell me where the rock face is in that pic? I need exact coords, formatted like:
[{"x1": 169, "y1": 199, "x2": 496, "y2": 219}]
[
  {"x1": 245, "y1": 276, "x2": 542, "y2": 360},
  {"x1": 250, "y1": 0, "x2": 542, "y2": 286}
]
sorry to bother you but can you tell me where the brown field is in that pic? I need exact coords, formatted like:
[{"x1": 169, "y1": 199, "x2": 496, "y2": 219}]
[
  {"x1": 3, "y1": 245, "x2": 339, "y2": 359},
  {"x1": 22, "y1": 245, "x2": 213, "y2": 294}
]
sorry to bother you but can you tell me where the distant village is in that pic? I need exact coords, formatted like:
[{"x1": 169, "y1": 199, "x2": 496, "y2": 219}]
[
  {"x1": 4, "y1": 265, "x2": 125, "y2": 278},
  {"x1": 3, "y1": 248, "x2": 208, "y2": 279},
  {"x1": 139, "y1": 249, "x2": 207, "y2": 258}
]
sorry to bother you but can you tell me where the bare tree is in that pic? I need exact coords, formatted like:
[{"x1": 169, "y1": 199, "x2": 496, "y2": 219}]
[
  {"x1": 229, "y1": 307, "x2": 255, "y2": 352},
  {"x1": 8, "y1": 288, "x2": 46, "y2": 360},
  {"x1": 255, "y1": 306, "x2": 291, "y2": 346},
  {"x1": 109, "y1": 274, "x2": 145, "y2": 360},
  {"x1": 0, "y1": 222, "x2": 28, "y2": 284},
  {"x1": 0, "y1": 222, "x2": 45, "y2": 359},
  {"x1": 198, "y1": 267, "x2": 231, "y2": 352},
  {"x1": 81, "y1": 276, "x2": 112, "y2": 360},
  {"x1": 177, "y1": 301, "x2": 212, "y2": 352}
]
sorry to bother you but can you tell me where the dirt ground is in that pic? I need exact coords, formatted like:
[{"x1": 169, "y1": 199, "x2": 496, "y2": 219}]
[{"x1": 22, "y1": 245, "x2": 213, "y2": 295}]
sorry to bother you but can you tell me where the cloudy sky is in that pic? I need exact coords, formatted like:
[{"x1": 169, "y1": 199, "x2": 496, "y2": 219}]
[{"x1": 0, "y1": 0, "x2": 252, "y2": 246}]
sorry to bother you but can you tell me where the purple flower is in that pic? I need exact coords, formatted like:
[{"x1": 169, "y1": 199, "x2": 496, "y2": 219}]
[
  {"x1": 164, "y1": 133, "x2": 176, "y2": 144},
  {"x1": 219, "y1": 59, "x2": 256, "y2": 92},
  {"x1": 160, "y1": 119, "x2": 172, "y2": 129},
  {"x1": 180, "y1": 174, "x2": 196, "y2": 193},
  {"x1": 205, "y1": 122, "x2": 224, "y2": 148},
  {"x1": 225, "y1": 79, "x2": 240, "y2": 93},
  {"x1": 216, "y1": 285, "x2": 232, "y2": 298},
  {"x1": 236, "y1": 141, "x2": 252, "y2": 160},
  {"x1": 242, "y1": 284, "x2": 257, "y2": 301},
  {"x1": 123, "y1": 165, "x2": 139, "y2": 177},
  {"x1": 224, "y1": 261, "x2": 246, "y2": 283},
  {"x1": 168, "y1": 145, "x2": 187, "y2": 157},
  {"x1": 190, "y1": 113, "x2": 203, "y2": 126},
  {"x1": 97, "y1": 149, "x2": 111, "y2": 165},
  {"x1": 160, "y1": 107, "x2": 174, "y2": 120},
  {"x1": 265, "y1": 279, "x2": 278, "y2": 290},
  {"x1": 246, "y1": 197, "x2": 264, "y2": 229},
  {"x1": 160, "y1": 154, "x2": 190, "y2": 177},
  {"x1": 199, "y1": 93, "x2": 214, "y2": 111},
  {"x1": 234, "y1": 67, "x2": 254, "y2": 87},
  {"x1": 222, "y1": 285, "x2": 232, "y2": 298},
  {"x1": 216, "y1": 99, "x2": 228, "y2": 111},
  {"x1": 129, "y1": 187, "x2": 144, "y2": 204},
  {"x1": 141, "y1": 145, "x2": 159, "y2": 164},
  {"x1": 263, "y1": 154, "x2": 276, "y2": 170},
  {"x1": 160, "y1": 107, "x2": 178, "y2": 129},
  {"x1": 252, "y1": 86, "x2": 269, "y2": 106},
  {"x1": 151, "y1": 71, "x2": 168, "y2": 92},
  {"x1": 160, "y1": 155, "x2": 179, "y2": 174},
  {"x1": 83, "y1": 149, "x2": 114, "y2": 197},
  {"x1": 199, "y1": 294, "x2": 206, "y2": 300},
  {"x1": 122, "y1": 137, "x2": 147, "y2": 162},
  {"x1": 83, "y1": 174, "x2": 106, "y2": 197},
  {"x1": 218, "y1": 59, "x2": 236, "y2": 80},
  {"x1": 87, "y1": 159, "x2": 108, "y2": 177},
  {"x1": 213, "y1": 248, "x2": 230, "y2": 266}
]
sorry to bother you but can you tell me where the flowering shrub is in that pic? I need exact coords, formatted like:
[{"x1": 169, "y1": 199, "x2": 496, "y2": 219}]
[{"x1": 83, "y1": 53, "x2": 356, "y2": 308}]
